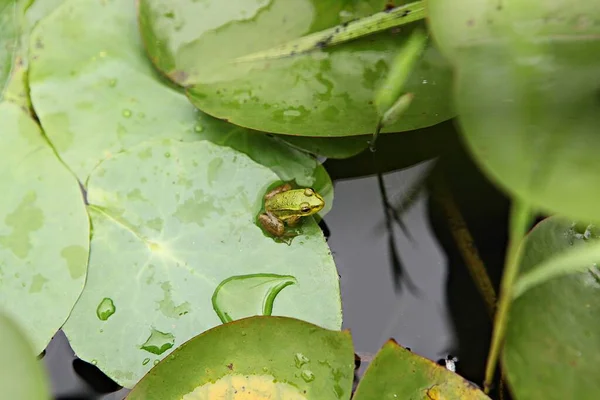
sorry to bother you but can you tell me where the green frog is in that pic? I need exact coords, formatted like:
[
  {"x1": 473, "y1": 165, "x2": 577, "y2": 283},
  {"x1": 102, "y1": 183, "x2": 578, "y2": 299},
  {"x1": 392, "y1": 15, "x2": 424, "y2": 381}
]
[{"x1": 258, "y1": 183, "x2": 325, "y2": 238}]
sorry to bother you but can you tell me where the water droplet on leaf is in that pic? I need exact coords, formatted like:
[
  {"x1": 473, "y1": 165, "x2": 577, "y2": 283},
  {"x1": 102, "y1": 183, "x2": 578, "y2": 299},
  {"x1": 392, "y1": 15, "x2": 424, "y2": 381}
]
[
  {"x1": 140, "y1": 328, "x2": 175, "y2": 355},
  {"x1": 142, "y1": 358, "x2": 150, "y2": 365},
  {"x1": 122, "y1": 109, "x2": 132, "y2": 118},
  {"x1": 294, "y1": 353, "x2": 310, "y2": 368},
  {"x1": 301, "y1": 369, "x2": 315, "y2": 382},
  {"x1": 96, "y1": 297, "x2": 116, "y2": 321}
]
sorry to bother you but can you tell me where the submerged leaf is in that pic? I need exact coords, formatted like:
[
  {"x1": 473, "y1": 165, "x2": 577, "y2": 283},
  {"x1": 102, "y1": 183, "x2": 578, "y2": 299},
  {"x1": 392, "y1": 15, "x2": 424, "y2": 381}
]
[{"x1": 63, "y1": 140, "x2": 341, "y2": 388}]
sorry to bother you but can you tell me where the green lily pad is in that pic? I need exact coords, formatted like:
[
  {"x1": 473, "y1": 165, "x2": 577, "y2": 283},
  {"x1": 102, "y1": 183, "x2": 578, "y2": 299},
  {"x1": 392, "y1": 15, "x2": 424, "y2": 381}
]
[
  {"x1": 427, "y1": 0, "x2": 600, "y2": 223},
  {"x1": 0, "y1": 0, "x2": 65, "y2": 110},
  {"x1": 138, "y1": 0, "x2": 454, "y2": 136},
  {"x1": 353, "y1": 340, "x2": 490, "y2": 400},
  {"x1": 62, "y1": 139, "x2": 342, "y2": 388},
  {"x1": 503, "y1": 217, "x2": 600, "y2": 399},
  {"x1": 0, "y1": 0, "x2": 19, "y2": 96},
  {"x1": 128, "y1": 316, "x2": 354, "y2": 400},
  {"x1": 0, "y1": 101, "x2": 89, "y2": 353},
  {"x1": 277, "y1": 135, "x2": 370, "y2": 160},
  {"x1": 28, "y1": 0, "x2": 333, "y2": 211},
  {"x1": 0, "y1": 311, "x2": 50, "y2": 400}
]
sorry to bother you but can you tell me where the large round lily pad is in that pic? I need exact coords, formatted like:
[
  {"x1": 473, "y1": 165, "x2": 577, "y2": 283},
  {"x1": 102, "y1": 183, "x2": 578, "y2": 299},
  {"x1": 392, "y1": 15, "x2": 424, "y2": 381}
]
[
  {"x1": 28, "y1": 0, "x2": 333, "y2": 208},
  {"x1": 63, "y1": 139, "x2": 342, "y2": 388},
  {"x1": 427, "y1": 0, "x2": 600, "y2": 223},
  {"x1": 0, "y1": 101, "x2": 89, "y2": 353},
  {"x1": 503, "y1": 217, "x2": 600, "y2": 399},
  {"x1": 138, "y1": 0, "x2": 454, "y2": 136},
  {"x1": 128, "y1": 316, "x2": 355, "y2": 400}
]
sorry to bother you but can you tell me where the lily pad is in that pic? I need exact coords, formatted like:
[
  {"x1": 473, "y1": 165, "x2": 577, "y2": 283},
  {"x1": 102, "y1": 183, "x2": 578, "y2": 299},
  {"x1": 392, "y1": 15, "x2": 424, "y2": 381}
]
[
  {"x1": 128, "y1": 316, "x2": 354, "y2": 400},
  {"x1": 62, "y1": 139, "x2": 342, "y2": 388},
  {"x1": 0, "y1": 0, "x2": 19, "y2": 94},
  {"x1": 0, "y1": 311, "x2": 50, "y2": 400},
  {"x1": 427, "y1": 0, "x2": 600, "y2": 223},
  {"x1": 0, "y1": 0, "x2": 65, "y2": 110},
  {"x1": 28, "y1": 0, "x2": 333, "y2": 211},
  {"x1": 138, "y1": 0, "x2": 454, "y2": 136},
  {"x1": 0, "y1": 101, "x2": 89, "y2": 353},
  {"x1": 277, "y1": 135, "x2": 370, "y2": 160},
  {"x1": 503, "y1": 217, "x2": 600, "y2": 399},
  {"x1": 353, "y1": 340, "x2": 490, "y2": 400}
]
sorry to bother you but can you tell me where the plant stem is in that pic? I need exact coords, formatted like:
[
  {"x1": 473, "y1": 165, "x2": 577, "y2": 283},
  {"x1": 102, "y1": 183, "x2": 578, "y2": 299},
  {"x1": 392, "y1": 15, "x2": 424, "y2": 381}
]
[
  {"x1": 483, "y1": 200, "x2": 532, "y2": 393},
  {"x1": 234, "y1": 1, "x2": 426, "y2": 62},
  {"x1": 431, "y1": 177, "x2": 497, "y2": 318}
]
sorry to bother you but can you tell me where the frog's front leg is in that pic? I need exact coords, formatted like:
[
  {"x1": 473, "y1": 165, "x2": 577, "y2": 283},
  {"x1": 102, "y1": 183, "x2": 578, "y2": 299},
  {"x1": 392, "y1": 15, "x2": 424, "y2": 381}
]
[
  {"x1": 285, "y1": 215, "x2": 301, "y2": 227},
  {"x1": 259, "y1": 211, "x2": 285, "y2": 237},
  {"x1": 264, "y1": 183, "x2": 292, "y2": 201}
]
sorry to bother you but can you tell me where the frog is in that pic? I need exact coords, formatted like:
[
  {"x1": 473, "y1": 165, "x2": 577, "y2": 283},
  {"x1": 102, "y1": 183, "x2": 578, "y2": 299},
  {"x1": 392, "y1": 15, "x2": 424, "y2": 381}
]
[{"x1": 258, "y1": 183, "x2": 325, "y2": 239}]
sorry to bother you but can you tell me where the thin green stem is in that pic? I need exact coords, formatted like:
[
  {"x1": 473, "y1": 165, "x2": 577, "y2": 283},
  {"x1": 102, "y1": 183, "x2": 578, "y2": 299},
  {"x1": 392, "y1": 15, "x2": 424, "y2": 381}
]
[
  {"x1": 233, "y1": 1, "x2": 425, "y2": 63},
  {"x1": 483, "y1": 200, "x2": 532, "y2": 393}
]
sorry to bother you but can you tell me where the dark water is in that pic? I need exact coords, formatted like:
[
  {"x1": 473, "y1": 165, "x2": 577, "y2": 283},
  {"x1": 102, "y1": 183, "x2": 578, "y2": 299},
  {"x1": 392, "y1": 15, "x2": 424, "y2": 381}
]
[{"x1": 43, "y1": 124, "x2": 511, "y2": 399}]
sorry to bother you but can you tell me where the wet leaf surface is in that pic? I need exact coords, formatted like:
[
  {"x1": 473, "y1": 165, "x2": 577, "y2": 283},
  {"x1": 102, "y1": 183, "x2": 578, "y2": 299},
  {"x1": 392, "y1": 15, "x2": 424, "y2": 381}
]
[
  {"x1": 0, "y1": 101, "x2": 89, "y2": 353},
  {"x1": 62, "y1": 139, "x2": 341, "y2": 388},
  {"x1": 28, "y1": 0, "x2": 333, "y2": 216},
  {"x1": 128, "y1": 316, "x2": 354, "y2": 400},
  {"x1": 139, "y1": 0, "x2": 454, "y2": 136}
]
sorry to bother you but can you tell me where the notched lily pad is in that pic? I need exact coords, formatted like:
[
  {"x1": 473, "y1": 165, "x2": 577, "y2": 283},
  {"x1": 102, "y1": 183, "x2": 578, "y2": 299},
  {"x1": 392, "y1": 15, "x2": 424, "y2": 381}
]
[
  {"x1": 503, "y1": 217, "x2": 600, "y2": 399},
  {"x1": 0, "y1": 101, "x2": 89, "y2": 353},
  {"x1": 353, "y1": 340, "x2": 490, "y2": 400},
  {"x1": 128, "y1": 316, "x2": 355, "y2": 400},
  {"x1": 63, "y1": 139, "x2": 341, "y2": 388},
  {"x1": 138, "y1": 0, "x2": 454, "y2": 136}
]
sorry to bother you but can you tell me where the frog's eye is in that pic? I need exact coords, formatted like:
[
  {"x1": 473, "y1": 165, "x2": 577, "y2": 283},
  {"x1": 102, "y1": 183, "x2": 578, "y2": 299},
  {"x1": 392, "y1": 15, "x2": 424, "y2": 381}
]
[
  {"x1": 300, "y1": 202, "x2": 311, "y2": 213},
  {"x1": 304, "y1": 188, "x2": 314, "y2": 196}
]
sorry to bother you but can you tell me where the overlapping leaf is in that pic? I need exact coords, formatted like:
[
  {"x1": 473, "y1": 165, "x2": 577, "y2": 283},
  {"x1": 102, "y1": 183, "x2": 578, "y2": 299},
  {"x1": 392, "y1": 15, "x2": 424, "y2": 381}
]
[
  {"x1": 504, "y1": 218, "x2": 600, "y2": 399},
  {"x1": 139, "y1": 0, "x2": 454, "y2": 136}
]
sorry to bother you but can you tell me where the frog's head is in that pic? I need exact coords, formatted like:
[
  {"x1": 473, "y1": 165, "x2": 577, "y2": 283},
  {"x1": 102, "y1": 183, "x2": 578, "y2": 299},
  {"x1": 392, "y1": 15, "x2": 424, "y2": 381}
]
[{"x1": 298, "y1": 188, "x2": 325, "y2": 216}]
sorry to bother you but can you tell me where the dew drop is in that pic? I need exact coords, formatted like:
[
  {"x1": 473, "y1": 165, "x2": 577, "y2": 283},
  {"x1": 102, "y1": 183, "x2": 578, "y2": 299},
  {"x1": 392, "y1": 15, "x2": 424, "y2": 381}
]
[
  {"x1": 142, "y1": 358, "x2": 150, "y2": 365},
  {"x1": 96, "y1": 297, "x2": 116, "y2": 321},
  {"x1": 294, "y1": 352, "x2": 310, "y2": 368},
  {"x1": 122, "y1": 109, "x2": 132, "y2": 118},
  {"x1": 153, "y1": 359, "x2": 160, "y2": 365},
  {"x1": 194, "y1": 124, "x2": 204, "y2": 133},
  {"x1": 164, "y1": 152, "x2": 171, "y2": 158},
  {"x1": 140, "y1": 328, "x2": 175, "y2": 355},
  {"x1": 300, "y1": 369, "x2": 315, "y2": 382},
  {"x1": 91, "y1": 359, "x2": 98, "y2": 366},
  {"x1": 108, "y1": 78, "x2": 117, "y2": 87}
]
